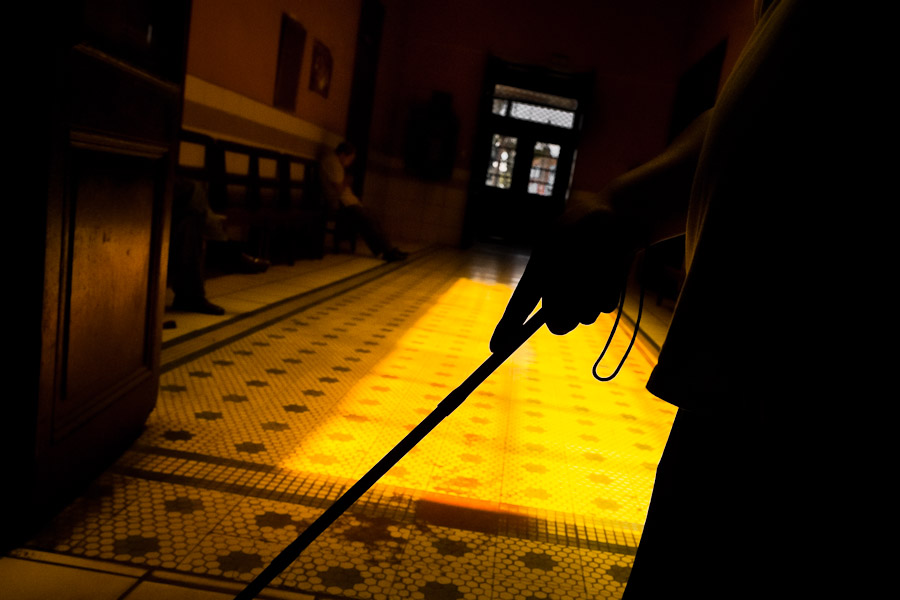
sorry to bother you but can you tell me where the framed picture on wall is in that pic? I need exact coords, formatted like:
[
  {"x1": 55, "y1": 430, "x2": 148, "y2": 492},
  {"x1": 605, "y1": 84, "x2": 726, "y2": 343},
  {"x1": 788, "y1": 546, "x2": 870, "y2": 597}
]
[
  {"x1": 310, "y1": 39, "x2": 332, "y2": 98},
  {"x1": 273, "y1": 14, "x2": 306, "y2": 110}
]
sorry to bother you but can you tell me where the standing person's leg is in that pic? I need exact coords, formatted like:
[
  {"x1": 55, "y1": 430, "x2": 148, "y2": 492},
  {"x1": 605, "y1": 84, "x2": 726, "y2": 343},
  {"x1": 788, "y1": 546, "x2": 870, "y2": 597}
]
[
  {"x1": 622, "y1": 408, "x2": 766, "y2": 599},
  {"x1": 169, "y1": 180, "x2": 225, "y2": 315}
]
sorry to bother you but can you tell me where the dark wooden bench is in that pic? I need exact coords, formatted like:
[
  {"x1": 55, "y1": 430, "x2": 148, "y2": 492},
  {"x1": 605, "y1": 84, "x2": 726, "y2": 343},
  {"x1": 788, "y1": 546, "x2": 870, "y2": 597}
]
[{"x1": 176, "y1": 129, "x2": 326, "y2": 263}]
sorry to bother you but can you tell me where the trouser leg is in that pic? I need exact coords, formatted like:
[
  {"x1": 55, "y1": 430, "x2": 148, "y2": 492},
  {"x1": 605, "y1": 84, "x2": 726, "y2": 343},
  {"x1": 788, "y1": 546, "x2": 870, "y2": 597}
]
[
  {"x1": 622, "y1": 409, "x2": 767, "y2": 599},
  {"x1": 169, "y1": 188, "x2": 207, "y2": 303},
  {"x1": 344, "y1": 204, "x2": 390, "y2": 257}
]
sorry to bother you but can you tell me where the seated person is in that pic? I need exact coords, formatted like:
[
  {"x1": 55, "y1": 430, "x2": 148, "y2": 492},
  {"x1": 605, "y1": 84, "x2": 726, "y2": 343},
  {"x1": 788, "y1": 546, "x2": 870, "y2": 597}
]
[{"x1": 319, "y1": 141, "x2": 407, "y2": 262}]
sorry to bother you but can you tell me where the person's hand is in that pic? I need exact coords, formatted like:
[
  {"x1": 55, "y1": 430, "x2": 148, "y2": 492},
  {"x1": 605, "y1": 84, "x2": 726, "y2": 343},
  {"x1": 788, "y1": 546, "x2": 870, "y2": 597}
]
[{"x1": 490, "y1": 201, "x2": 636, "y2": 353}]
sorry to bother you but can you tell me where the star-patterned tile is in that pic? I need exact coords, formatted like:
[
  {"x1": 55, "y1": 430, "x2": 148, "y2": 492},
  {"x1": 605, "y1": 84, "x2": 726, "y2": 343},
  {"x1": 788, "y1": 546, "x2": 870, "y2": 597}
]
[{"x1": 23, "y1": 246, "x2": 674, "y2": 599}]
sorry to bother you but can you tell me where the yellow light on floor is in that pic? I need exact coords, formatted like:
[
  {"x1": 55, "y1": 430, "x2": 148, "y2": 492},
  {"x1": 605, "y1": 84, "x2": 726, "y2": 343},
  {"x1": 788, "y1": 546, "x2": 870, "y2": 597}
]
[{"x1": 281, "y1": 276, "x2": 673, "y2": 534}]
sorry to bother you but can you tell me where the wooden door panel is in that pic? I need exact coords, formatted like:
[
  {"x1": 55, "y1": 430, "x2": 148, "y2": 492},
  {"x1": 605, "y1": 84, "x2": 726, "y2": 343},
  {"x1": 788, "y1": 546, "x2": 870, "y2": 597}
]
[
  {"x1": 59, "y1": 147, "x2": 162, "y2": 430},
  {"x1": 3, "y1": 2, "x2": 191, "y2": 548}
]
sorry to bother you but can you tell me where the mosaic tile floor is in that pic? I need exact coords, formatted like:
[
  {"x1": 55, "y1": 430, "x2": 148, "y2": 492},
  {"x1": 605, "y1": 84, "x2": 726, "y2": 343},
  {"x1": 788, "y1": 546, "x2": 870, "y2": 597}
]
[{"x1": 21, "y1": 246, "x2": 674, "y2": 600}]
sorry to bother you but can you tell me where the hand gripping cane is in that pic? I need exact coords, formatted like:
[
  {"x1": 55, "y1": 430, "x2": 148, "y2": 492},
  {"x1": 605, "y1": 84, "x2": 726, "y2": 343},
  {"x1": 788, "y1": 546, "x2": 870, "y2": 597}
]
[{"x1": 234, "y1": 309, "x2": 547, "y2": 599}]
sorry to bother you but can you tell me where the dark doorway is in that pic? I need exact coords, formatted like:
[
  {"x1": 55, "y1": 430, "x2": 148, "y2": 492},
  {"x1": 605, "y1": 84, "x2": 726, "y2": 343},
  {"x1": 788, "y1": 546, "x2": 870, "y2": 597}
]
[
  {"x1": 345, "y1": 0, "x2": 385, "y2": 197},
  {"x1": 464, "y1": 57, "x2": 592, "y2": 248}
]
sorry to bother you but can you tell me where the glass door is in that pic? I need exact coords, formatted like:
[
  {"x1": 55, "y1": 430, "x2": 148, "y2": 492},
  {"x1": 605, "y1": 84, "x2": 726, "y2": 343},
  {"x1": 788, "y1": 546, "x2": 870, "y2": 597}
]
[{"x1": 474, "y1": 84, "x2": 582, "y2": 245}]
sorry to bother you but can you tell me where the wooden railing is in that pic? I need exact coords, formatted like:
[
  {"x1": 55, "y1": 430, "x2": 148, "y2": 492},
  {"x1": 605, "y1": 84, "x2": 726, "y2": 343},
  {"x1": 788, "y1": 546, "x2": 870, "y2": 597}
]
[{"x1": 176, "y1": 129, "x2": 327, "y2": 262}]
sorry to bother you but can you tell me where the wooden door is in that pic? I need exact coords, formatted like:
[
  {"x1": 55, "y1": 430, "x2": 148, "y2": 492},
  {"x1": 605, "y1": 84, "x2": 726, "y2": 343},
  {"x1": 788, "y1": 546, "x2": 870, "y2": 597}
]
[{"x1": 6, "y1": 0, "x2": 191, "y2": 547}]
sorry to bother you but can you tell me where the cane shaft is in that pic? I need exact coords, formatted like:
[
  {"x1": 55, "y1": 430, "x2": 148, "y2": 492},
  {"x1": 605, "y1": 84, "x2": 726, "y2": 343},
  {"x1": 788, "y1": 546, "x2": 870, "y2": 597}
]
[{"x1": 235, "y1": 310, "x2": 544, "y2": 599}]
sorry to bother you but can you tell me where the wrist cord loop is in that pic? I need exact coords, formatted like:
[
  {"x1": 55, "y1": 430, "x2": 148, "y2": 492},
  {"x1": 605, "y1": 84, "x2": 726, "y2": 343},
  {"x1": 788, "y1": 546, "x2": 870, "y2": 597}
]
[{"x1": 592, "y1": 275, "x2": 644, "y2": 382}]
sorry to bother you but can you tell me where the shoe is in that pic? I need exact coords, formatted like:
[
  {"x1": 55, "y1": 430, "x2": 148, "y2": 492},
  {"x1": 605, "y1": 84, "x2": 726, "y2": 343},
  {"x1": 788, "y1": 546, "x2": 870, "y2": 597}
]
[
  {"x1": 382, "y1": 248, "x2": 408, "y2": 262},
  {"x1": 237, "y1": 253, "x2": 270, "y2": 274},
  {"x1": 171, "y1": 297, "x2": 226, "y2": 315}
]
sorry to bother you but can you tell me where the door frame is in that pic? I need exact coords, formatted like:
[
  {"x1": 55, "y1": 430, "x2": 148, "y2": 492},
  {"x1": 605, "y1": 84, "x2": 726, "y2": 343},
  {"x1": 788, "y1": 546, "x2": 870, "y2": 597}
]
[{"x1": 463, "y1": 56, "x2": 592, "y2": 247}]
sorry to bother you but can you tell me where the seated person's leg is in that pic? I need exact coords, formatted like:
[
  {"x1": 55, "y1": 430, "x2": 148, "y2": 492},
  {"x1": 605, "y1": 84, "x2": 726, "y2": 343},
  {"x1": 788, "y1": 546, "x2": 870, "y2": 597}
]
[
  {"x1": 206, "y1": 239, "x2": 270, "y2": 275},
  {"x1": 343, "y1": 204, "x2": 407, "y2": 261}
]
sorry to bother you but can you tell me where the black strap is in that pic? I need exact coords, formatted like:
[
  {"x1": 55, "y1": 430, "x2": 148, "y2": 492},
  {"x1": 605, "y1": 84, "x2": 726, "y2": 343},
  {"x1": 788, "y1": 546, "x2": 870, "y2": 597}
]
[{"x1": 593, "y1": 275, "x2": 644, "y2": 382}]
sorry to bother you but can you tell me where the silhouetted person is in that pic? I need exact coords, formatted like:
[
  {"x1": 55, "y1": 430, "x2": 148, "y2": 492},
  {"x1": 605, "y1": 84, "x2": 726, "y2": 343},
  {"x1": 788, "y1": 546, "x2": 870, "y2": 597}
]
[
  {"x1": 490, "y1": 1, "x2": 876, "y2": 597},
  {"x1": 320, "y1": 142, "x2": 408, "y2": 262},
  {"x1": 168, "y1": 178, "x2": 226, "y2": 315},
  {"x1": 168, "y1": 177, "x2": 270, "y2": 316}
]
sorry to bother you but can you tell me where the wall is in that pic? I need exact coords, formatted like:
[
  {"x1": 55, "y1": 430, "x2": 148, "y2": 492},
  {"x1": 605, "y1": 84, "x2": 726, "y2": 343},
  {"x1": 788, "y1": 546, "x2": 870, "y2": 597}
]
[
  {"x1": 180, "y1": 0, "x2": 757, "y2": 249},
  {"x1": 183, "y1": 0, "x2": 361, "y2": 157},
  {"x1": 681, "y1": 0, "x2": 757, "y2": 94},
  {"x1": 363, "y1": 0, "x2": 756, "y2": 247}
]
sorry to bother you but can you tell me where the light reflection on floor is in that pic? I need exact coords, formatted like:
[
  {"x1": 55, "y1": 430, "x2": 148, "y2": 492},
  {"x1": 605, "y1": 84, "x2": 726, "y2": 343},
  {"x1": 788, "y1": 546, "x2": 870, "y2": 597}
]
[
  {"x1": 20, "y1": 247, "x2": 676, "y2": 600},
  {"x1": 280, "y1": 274, "x2": 671, "y2": 527}
]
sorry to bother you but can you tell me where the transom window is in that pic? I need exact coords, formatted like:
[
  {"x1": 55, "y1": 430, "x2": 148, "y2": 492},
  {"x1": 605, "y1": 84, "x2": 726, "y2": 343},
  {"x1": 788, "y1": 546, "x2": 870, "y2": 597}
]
[{"x1": 490, "y1": 84, "x2": 577, "y2": 129}]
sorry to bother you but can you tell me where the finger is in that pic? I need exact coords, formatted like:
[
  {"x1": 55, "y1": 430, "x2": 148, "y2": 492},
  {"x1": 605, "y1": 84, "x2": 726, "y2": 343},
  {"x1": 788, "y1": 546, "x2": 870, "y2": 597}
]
[
  {"x1": 490, "y1": 260, "x2": 543, "y2": 353},
  {"x1": 580, "y1": 303, "x2": 604, "y2": 327},
  {"x1": 542, "y1": 257, "x2": 624, "y2": 332},
  {"x1": 542, "y1": 284, "x2": 580, "y2": 336},
  {"x1": 540, "y1": 253, "x2": 588, "y2": 335},
  {"x1": 545, "y1": 315, "x2": 579, "y2": 336},
  {"x1": 582, "y1": 277, "x2": 624, "y2": 319}
]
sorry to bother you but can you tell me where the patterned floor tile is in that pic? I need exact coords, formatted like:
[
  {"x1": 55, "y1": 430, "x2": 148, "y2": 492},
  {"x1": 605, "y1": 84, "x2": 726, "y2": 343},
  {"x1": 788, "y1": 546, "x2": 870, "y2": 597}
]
[
  {"x1": 491, "y1": 537, "x2": 590, "y2": 600},
  {"x1": 25, "y1": 248, "x2": 666, "y2": 600},
  {"x1": 389, "y1": 525, "x2": 495, "y2": 600},
  {"x1": 275, "y1": 512, "x2": 411, "y2": 598},
  {"x1": 69, "y1": 481, "x2": 242, "y2": 570}
]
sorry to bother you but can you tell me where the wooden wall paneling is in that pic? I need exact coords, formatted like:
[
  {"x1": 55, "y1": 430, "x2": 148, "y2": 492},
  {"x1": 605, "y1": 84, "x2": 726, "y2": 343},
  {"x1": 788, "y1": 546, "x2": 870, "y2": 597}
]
[{"x1": 5, "y1": 1, "x2": 192, "y2": 549}]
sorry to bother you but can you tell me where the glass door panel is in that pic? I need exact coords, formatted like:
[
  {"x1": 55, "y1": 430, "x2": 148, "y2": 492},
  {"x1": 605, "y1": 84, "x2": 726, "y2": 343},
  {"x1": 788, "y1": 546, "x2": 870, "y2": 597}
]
[
  {"x1": 485, "y1": 134, "x2": 518, "y2": 189},
  {"x1": 528, "y1": 141, "x2": 561, "y2": 196}
]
